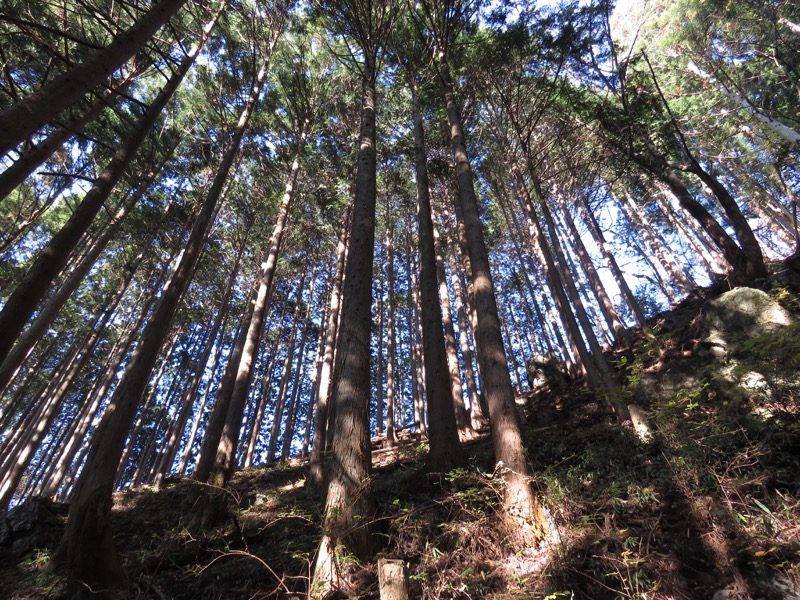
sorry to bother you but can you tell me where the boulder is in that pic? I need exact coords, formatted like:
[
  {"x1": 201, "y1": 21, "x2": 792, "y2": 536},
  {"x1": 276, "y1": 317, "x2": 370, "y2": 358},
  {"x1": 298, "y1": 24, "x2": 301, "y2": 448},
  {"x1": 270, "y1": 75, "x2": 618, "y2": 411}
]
[
  {"x1": 0, "y1": 496, "x2": 68, "y2": 555},
  {"x1": 527, "y1": 353, "x2": 568, "y2": 391},
  {"x1": 700, "y1": 287, "x2": 793, "y2": 359}
]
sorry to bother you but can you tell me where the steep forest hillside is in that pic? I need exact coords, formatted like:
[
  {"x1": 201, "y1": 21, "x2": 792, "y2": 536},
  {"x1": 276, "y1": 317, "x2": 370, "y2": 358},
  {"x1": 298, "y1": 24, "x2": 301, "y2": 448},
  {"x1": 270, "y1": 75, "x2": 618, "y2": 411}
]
[
  {"x1": 1, "y1": 0, "x2": 799, "y2": 597},
  {"x1": 2, "y1": 276, "x2": 800, "y2": 598}
]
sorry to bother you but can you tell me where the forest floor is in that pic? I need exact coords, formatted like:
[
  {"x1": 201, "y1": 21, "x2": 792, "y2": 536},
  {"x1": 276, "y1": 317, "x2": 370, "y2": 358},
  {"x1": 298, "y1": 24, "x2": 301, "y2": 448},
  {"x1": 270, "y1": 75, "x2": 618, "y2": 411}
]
[{"x1": 2, "y1": 272, "x2": 800, "y2": 599}]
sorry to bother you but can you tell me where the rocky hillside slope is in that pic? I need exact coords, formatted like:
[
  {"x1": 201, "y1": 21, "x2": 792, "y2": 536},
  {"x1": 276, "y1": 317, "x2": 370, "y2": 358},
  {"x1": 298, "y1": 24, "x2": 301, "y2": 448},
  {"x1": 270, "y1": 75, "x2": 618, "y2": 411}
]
[{"x1": 2, "y1": 275, "x2": 800, "y2": 599}]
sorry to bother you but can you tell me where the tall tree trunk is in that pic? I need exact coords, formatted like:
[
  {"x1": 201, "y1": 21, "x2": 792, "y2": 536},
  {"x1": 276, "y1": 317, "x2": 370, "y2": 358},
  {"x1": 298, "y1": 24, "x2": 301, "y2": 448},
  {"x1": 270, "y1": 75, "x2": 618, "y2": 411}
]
[
  {"x1": 438, "y1": 54, "x2": 547, "y2": 539},
  {"x1": 114, "y1": 326, "x2": 186, "y2": 488},
  {"x1": 202, "y1": 126, "x2": 305, "y2": 496},
  {"x1": 533, "y1": 177, "x2": 624, "y2": 418},
  {"x1": 302, "y1": 292, "x2": 331, "y2": 458},
  {"x1": 444, "y1": 233, "x2": 484, "y2": 429},
  {"x1": 620, "y1": 189, "x2": 694, "y2": 298},
  {"x1": 431, "y1": 208, "x2": 471, "y2": 436},
  {"x1": 511, "y1": 166, "x2": 592, "y2": 381},
  {"x1": 243, "y1": 338, "x2": 282, "y2": 468},
  {"x1": 192, "y1": 290, "x2": 257, "y2": 482},
  {"x1": 406, "y1": 228, "x2": 427, "y2": 438},
  {"x1": 637, "y1": 152, "x2": 760, "y2": 281},
  {"x1": 281, "y1": 281, "x2": 315, "y2": 462},
  {"x1": 152, "y1": 235, "x2": 246, "y2": 488},
  {"x1": 555, "y1": 191, "x2": 631, "y2": 347},
  {"x1": 653, "y1": 184, "x2": 726, "y2": 277},
  {"x1": 410, "y1": 78, "x2": 462, "y2": 471},
  {"x1": 385, "y1": 222, "x2": 398, "y2": 448},
  {"x1": 577, "y1": 194, "x2": 648, "y2": 328},
  {"x1": 375, "y1": 256, "x2": 385, "y2": 436},
  {"x1": 687, "y1": 160, "x2": 767, "y2": 279},
  {"x1": 52, "y1": 46, "x2": 269, "y2": 596},
  {"x1": 265, "y1": 281, "x2": 306, "y2": 465},
  {"x1": 178, "y1": 310, "x2": 236, "y2": 476},
  {"x1": 0, "y1": 0, "x2": 189, "y2": 156},
  {"x1": 685, "y1": 59, "x2": 800, "y2": 145},
  {"x1": 313, "y1": 60, "x2": 380, "y2": 591},
  {"x1": 492, "y1": 180, "x2": 560, "y2": 357},
  {"x1": 308, "y1": 213, "x2": 349, "y2": 488}
]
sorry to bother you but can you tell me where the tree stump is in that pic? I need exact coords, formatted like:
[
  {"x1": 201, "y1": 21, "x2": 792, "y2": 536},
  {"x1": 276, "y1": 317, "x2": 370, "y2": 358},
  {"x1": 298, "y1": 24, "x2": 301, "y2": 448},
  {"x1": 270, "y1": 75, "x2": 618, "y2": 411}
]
[{"x1": 378, "y1": 558, "x2": 409, "y2": 600}]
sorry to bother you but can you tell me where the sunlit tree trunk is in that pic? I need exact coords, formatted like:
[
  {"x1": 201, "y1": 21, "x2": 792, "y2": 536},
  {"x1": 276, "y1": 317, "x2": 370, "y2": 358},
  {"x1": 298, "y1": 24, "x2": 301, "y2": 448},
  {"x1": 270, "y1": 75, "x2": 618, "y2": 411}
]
[
  {"x1": 0, "y1": 256, "x2": 141, "y2": 509},
  {"x1": 178, "y1": 301, "x2": 237, "y2": 476},
  {"x1": 302, "y1": 289, "x2": 331, "y2": 458},
  {"x1": 688, "y1": 159, "x2": 767, "y2": 279},
  {"x1": 510, "y1": 166, "x2": 592, "y2": 381},
  {"x1": 685, "y1": 59, "x2": 800, "y2": 145},
  {"x1": 114, "y1": 326, "x2": 186, "y2": 488},
  {"x1": 612, "y1": 189, "x2": 680, "y2": 304},
  {"x1": 533, "y1": 177, "x2": 624, "y2": 420},
  {"x1": 637, "y1": 150, "x2": 762, "y2": 281},
  {"x1": 621, "y1": 189, "x2": 694, "y2": 297},
  {"x1": 437, "y1": 52, "x2": 547, "y2": 539},
  {"x1": 653, "y1": 184, "x2": 726, "y2": 277},
  {"x1": 313, "y1": 49, "x2": 383, "y2": 592},
  {"x1": 406, "y1": 225, "x2": 427, "y2": 438},
  {"x1": 492, "y1": 180, "x2": 561, "y2": 358}
]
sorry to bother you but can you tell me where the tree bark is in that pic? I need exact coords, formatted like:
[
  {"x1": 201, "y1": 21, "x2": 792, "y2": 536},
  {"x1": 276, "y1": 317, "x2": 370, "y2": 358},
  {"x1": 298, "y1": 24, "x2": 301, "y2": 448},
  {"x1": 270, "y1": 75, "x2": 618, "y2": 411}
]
[
  {"x1": 431, "y1": 207, "x2": 471, "y2": 435},
  {"x1": 385, "y1": 221, "x2": 398, "y2": 448},
  {"x1": 378, "y1": 558, "x2": 410, "y2": 600},
  {"x1": 410, "y1": 77, "x2": 462, "y2": 471},
  {"x1": 444, "y1": 233, "x2": 484, "y2": 429},
  {"x1": 313, "y1": 59, "x2": 381, "y2": 589},
  {"x1": 308, "y1": 213, "x2": 349, "y2": 488},
  {"x1": 438, "y1": 54, "x2": 546, "y2": 539}
]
